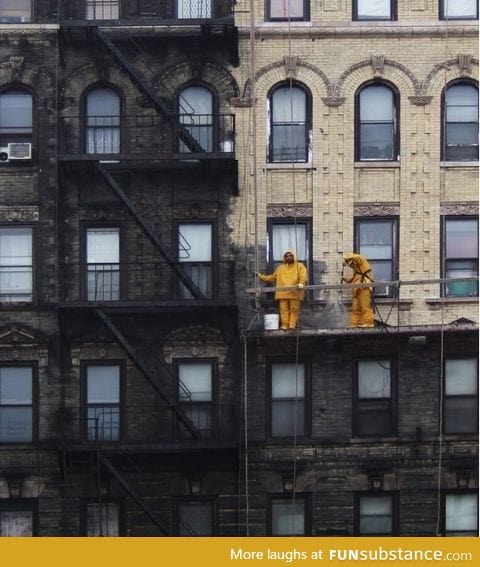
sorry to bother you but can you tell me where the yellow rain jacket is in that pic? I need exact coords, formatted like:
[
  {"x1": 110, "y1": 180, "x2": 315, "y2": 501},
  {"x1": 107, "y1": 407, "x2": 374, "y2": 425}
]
[
  {"x1": 343, "y1": 253, "x2": 374, "y2": 290},
  {"x1": 258, "y1": 251, "x2": 308, "y2": 300}
]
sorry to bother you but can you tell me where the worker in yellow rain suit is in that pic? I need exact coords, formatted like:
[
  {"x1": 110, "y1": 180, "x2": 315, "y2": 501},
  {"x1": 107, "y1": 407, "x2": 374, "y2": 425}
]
[
  {"x1": 257, "y1": 250, "x2": 308, "y2": 330},
  {"x1": 342, "y1": 253, "x2": 374, "y2": 328}
]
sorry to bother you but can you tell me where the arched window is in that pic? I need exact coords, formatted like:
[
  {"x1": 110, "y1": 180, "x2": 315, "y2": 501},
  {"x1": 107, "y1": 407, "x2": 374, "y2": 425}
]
[
  {"x1": 356, "y1": 82, "x2": 398, "y2": 161},
  {"x1": 269, "y1": 83, "x2": 310, "y2": 163},
  {"x1": 86, "y1": 87, "x2": 121, "y2": 154},
  {"x1": 0, "y1": 89, "x2": 33, "y2": 146},
  {"x1": 178, "y1": 85, "x2": 214, "y2": 153},
  {"x1": 442, "y1": 82, "x2": 478, "y2": 161}
]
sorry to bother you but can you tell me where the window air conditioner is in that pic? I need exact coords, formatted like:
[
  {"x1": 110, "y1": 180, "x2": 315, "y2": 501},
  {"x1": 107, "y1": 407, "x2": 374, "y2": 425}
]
[
  {"x1": 7, "y1": 142, "x2": 32, "y2": 160},
  {"x1": 0, "y1": 147, "x2": 9, "y2": 162}
]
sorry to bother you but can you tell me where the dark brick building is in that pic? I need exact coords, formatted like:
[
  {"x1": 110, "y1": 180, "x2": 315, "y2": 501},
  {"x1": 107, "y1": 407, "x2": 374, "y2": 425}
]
[{"x1": 0, "y1": 1, "x2": 478, "y2": 537}]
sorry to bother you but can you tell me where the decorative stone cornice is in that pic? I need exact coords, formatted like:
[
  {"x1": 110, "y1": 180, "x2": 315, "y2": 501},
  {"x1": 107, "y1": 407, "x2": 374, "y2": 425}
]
[
  {"x1": 371, "y1": 54, "x2": 385, "y2": 77},
  {"x1": 0, "y1": 325, "x2": 48, "y2": 347},
  {"x1": 354, "y1": 203, "x2": 400, "y2": 217},
  {"x1": 164, "y1": 324, "x2": 227, "y2": 344},
  {"x1": 9, "y1": 56, "x2": 24, "y2": 81},
  {"x1": 284, "y1": 55, "x2": 298, "y2": 79},
  {"x1": 408, "y1": 95, "x2": 433, "y2": 106},
  {"x1": 441, "y1": 202, "x2": 479, "y2": 216},
  {"x1": 458, "y1": 54, "x2": 473, "y2": 76},
  {"x1": 267, "y1": 203, "x2": 313, "y2": 218},
  {"x1": 0, "y1": 206, "x2": 39, "y2": 223},
  {"x1": 230, "y1": 96, "x2": 254, "y2": 107}
]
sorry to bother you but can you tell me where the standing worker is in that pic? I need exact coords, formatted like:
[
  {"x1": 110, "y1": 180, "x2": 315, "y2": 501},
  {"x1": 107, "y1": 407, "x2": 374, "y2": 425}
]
[
  {"x1": 257, "y1": 250, "x2": 308, "y2": 330},
  {"x1": 342, "y1": 253, "x2": 374, "y2": 328}
]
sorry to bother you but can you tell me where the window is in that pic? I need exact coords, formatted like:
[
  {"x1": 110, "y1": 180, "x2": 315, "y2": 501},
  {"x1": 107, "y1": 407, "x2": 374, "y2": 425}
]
[
  {"x1": 356, "y1": 83, "x2": 398, "y2": 161},
  {"x1": 177, "y1": 361, "x2": 214, "y2": 439},
  {"x1": 354, "y1": 360, "x2": 393, "y2": 436},
  {"x1": 0, "y1": 0, "x2": 32, "y2": 23},
  {"x1": 0, "y1": 501, "x2": 36, "y2": 536},
  {"x1": 177, "y1": 0, "x2": 212, "y2": 19},
  {"x1": 442, "y1": 217, "x2": 478, "y2": 297},
  {"x1": 353, "y1": 0, "x2": 394, "y2": 20},
  {"x1": 178, "y1": 500, "x2": 214, "y2": 535},
  {"x1": 178, "y1": 86, "x2": 214, "y2": 153},
  {"x1": 85, "y1": 365, "x2": 121, "y2": 441},
  {"x1": 85, "y1": 502, "x2": 121, "y2": 536},
  {"x1": 444, "y1": 358, "x2": 478, "y2": 434},
  {"x1": 442, "y1": 82, "x2": 479, "y2": 161},
  {"x1": 270, "y1": 362, "x2": 306, "y2": 437},
  {"x1": 0, "y1": 366, "x2": 33, "y2": 443},
  {"x1": 355, "y1": 218, "x2": 397, "y2": 297},
  {"x1": 270, "y1": 496, "x2": 307, "y2": 536},
  {"x1": 444, "y1": 493, "x2": 478, "y2": 536},
  {"x1": 268, "y1": 0, "x2": 309, "y2": 21},
  {"x1": 268, "y1": 84, "x2": 310, "y2": 163},
  {"x1": 0, "y1": 227, "x2": 33, "y2": 303},
  {"x1": 268, "y1": 220, "x2": 310, "y2": 272},
  {"x1": 440, "y1": 0, "x2": 478, "y2": 19},
  {"x1": 86, "y1": 1, "x2": 119, "y2": 20},
  {"x1": 86, "y1": 88, "x2": 120, "y2": 154},
  {"x1": 178, "y1": 223, "x2": 213, "y2": 299},
  {"x1": 357, "y1": 494, "x2": 395, "y2": 535},
  {"x1": 0, "y1": 89, "x2": 33, "y2": 148},
  {"x1": 86, "y1": 227, "x2": 120, "y2": 301}
]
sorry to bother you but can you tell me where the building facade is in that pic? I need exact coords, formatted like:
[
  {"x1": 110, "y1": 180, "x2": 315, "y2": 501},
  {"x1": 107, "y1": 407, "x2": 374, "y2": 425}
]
[{"x1": 0, "y1": 0, "x2": 478, "y2": 536}]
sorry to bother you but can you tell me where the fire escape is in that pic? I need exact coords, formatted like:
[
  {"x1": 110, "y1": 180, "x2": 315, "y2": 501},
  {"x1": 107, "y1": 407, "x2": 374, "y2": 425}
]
[{"x1": 57, "y1": 0, "x2": 239, "y2": 535}]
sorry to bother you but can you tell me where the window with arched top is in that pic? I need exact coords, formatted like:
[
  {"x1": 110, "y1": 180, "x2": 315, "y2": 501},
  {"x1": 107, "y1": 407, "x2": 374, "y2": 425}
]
[
  {"x1": 85, "y1": 87, "x2": 121, "y2": 154},
  {"x1": 356, "y1": 82, "x2": 399, "y2": 161},
  {"x1": 268, "y1": 83, "x2": 310, "y2": 163},
  {"x1": 0, "y1": 89, "x2": 33, "y2": 146},
  {"x1": 178, "y1": 85, "x2": 214, "y2": 153},
  {"x1": 442, "y1": 82, "x2": 478, "y2": 162}
]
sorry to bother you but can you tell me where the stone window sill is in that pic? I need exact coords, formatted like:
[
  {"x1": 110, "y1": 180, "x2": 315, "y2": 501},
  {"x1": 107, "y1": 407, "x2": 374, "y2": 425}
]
[
  {"x1": 265, "y1": 163, "x2": 314, "y2": 171},
  {"x1": 354, "y1": 161, "x2": 400, "y2": 168},
  {"x1": 425, "y1": 297, "x2": 479, "y2": 305},
  {"x1": 440, "y1": 161, "x2": 478, "y2": 168}
]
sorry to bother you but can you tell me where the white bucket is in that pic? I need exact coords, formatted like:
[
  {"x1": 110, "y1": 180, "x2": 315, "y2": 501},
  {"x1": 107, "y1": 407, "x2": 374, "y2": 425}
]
[{"x1": 264, "y1": 313, "x2": 279, "y2": 330}]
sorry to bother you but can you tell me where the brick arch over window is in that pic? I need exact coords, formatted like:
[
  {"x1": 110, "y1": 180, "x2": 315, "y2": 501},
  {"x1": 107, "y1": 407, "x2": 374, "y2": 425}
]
[
  {"x1": 423, "y1": 58, "x2": 479, "y2": 98},
  {"x1": 243, "y1": 59, "x2": 332, "y2": 101},
  {"x1": 334, "y1": 59, "x2": 419, "y2": 100},
  {"x1": 155, "y1": 60, "x2": 239, "y2": 113},
  {"x1": 60, "y1": 64, "x2": 138, "y2": 115},
  {"x1": 0, "y1": 60, "x2": 54, "y2": 94}
]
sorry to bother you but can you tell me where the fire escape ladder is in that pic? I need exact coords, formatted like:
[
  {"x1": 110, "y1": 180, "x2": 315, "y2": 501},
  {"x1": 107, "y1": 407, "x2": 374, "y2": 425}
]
[
  {"x1": 96, "y1": 309, "x2": 202, "y2": 441},
  {"x1": 94, "y1": 30, "x2": 205, "y2": 153},
  {"x1": 98, "y1": 454, "x2": 169, "y2": 535},
  {"x1": 96, "y1": 163, "x2": 204, "y2": 299}
]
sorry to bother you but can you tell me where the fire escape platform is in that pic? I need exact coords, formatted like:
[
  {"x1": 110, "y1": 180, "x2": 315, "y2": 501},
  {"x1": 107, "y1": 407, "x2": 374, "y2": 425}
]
[
  {"x1": 57, "y1": 440, "x2": 238, "y2": 455},
  {"x1": 58, "y1": 300, "x2": 238, "y2": 313}
]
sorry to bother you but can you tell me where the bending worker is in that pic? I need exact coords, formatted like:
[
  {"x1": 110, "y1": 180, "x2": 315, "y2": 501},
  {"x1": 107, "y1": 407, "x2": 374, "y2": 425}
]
[
  {"x1": 257, "y1": 250, "x2": 308, "y2": 330},
  {"x1": 342, "y1": 253, "x2": 374, "y2": 328}
]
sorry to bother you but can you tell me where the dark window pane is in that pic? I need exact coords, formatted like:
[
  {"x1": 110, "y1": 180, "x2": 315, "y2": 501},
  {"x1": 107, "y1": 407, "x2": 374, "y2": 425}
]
[
  {"x1": 272, "y1": 124, "x2": 308, "y2": 162},
  {"x1": 0, "y1": 91, "x2": 32, "y2": 134},
  {"x1": 446, "y1": 123, "x2": 478, "y2": 146},
  {"x1": 357, "y1": 407, "x2": 391, "y2": 436},
  {"x1": 445, "y1": 398, "x2": 478, "y2": 433},
  {"x1": 87, "y1": 502, "x2": 120, "y2": 536},
  {"x1": 359, "y1": 496, "x2": 393, "y2": 535},
  {"x1": 446, "y1": 220, "x2": 478, "y2": 257},
  {"x1": 0, "y1": 510, "x2": 33, "y2": 536},
  {"x1": 87, "y1": 406, "x2": 120, "y2": 441},
  {"x1": 179, "y1": 502, "x2": 213, "y2": 536},
  {"x1": 271, "y1": 499, "x2": 305, "y2": 535},
  {"x1": 0, "y1": 407, "x2": 32, "y2": 442},
  {"x1": 445, "y1": 144, "x2": 479, "y2": 161},
  {"x1": 360, "y1": 124, "x2": 394, "y2": 159},
  {"x1": 272, "y1": 400, "x2": 305, "y2": 437},
  {"x1": 0, "y1": 0, "x2": 32, "y2": 23}
]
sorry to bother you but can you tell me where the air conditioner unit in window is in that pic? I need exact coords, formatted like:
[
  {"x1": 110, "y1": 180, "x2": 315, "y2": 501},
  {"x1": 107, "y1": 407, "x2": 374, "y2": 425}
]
[
  {"x1": 7, "y1": 142, "x2": 32, "y2": 160},
  {"x1": 0, "y1": 147, "x2": 9, "y2": 162}
]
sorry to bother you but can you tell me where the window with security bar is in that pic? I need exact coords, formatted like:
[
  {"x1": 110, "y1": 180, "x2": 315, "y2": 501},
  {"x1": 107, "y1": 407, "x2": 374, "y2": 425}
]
[
  {"x1": 177, "y1": 361, "x2": 214, "y2": 439},
  {"x1": 442, "y1": 82, "x2": 478, "y2": 161},
  {"x1": 355, "y1": 218, "x2": 397, "y2": 297},
  {"x1": 0, "y1": 227, "x2": 33, "y2": 303},
  {"x1": 85, "y1": 227, "x2": 120, "y2": 301},
  {"x1": 85, "y1": 1, "x2": 119, "y2": 20},
  {"x1": 177, "y1": 0, "x2": 212, "y2": 18},
  {"x1": 0, "y1": 0, "x2": 32, "y2": 23},
  {"x1": 268, "y1": 0, "x2": 309, "y2": 21},
  {"x1": 85, "y1": 364, "x2": 121, "y2": 441},
  {"x1": 442, "y1": 217, "x2": 478, "y2": 298},
  {"x1": 86, "y1": 88, "x2": 121, "y2": 154},
  {"x1": 178, "y1": 86, "x2": 214, "y2": 153},
  {"x1": 0, "y1": 366, "x2": 34, "y2": 443}
]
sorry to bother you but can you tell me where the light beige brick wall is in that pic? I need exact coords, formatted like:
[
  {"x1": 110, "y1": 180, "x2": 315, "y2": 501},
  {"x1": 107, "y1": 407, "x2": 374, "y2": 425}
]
[{"x1": 229, "y1": 3, "x2": 478, "y2": 327}]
